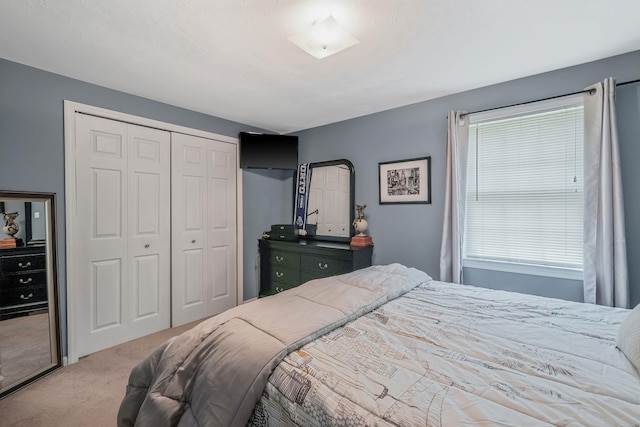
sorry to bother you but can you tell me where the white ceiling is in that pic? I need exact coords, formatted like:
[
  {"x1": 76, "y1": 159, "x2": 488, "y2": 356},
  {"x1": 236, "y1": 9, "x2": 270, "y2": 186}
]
[{"x1": 1, "y1": 0, "x2": 640, "y2": 134}]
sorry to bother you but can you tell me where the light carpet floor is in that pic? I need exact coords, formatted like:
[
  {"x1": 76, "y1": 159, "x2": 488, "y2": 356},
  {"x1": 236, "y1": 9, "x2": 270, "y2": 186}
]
[
  {"x1": 0, "y1": 313, "x2": 52, "y2": 391},
  {"x1": 0, "y1": 320, "x2": 201, "y2": 427}
]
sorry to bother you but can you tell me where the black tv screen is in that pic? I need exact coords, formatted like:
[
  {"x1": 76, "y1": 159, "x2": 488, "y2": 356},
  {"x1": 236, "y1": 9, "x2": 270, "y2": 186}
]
[{"x1": 239, "y1": 132, "x2": 298, "y2": 170}]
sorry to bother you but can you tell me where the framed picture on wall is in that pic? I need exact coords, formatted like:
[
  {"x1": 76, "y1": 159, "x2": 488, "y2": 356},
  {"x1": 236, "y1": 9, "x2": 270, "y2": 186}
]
[{"x1": 379, "y1": 156, "x2": 431, "y2": 204}]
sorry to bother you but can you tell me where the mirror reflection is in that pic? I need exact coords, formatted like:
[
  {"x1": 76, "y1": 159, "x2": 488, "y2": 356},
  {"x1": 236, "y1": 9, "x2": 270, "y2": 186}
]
[
  {"x1": 298, "y1": 159, "x2": 355, "y2": 242},
  {"x1": 0, "y1": 192, "x2": 59, "y2": 398}
]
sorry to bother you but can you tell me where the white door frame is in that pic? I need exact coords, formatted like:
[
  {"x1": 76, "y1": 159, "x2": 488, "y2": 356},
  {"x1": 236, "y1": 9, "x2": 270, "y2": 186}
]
[{"x1": 63, "y1": 100, "x2": 244, "y2": 364}]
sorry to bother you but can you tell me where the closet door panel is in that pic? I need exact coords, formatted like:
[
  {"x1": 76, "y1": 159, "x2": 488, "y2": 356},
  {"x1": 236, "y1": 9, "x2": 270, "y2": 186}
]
[
  {"x1": 92, "y1": 259, "x2": 123, "y2": 329},
  {"x1": 183, "y1": 248, "x2": 205, "y2": 305},
  {"x1": 172, "y1": 134, "x2": 237, "y2": 326},
  {"x1": 133, "y1": 254, "x2": 160, "y2": 318},
  {"x1": 309, "y1": 167, "x2": 329, "y2": 235},
  {"x1": 183, "y1": 176, "x2": 205, "y2": 231},
  {"x1": 127, "y1": 124, "x2": 170, "y2": 335},
  {"x1": 323, "y1": 167, "x2": 339, "y2": 235},
  {"x1": 207, "y1": 143, "x2": 237, "y2": 315},
  {"x1": 75, "y1": 115, "x2": 170, "y2": 357},
  {"x1": 93, "y1": 168, "x2": 124, "y2": 241},
  {"x1": 210, "y1": 246, "x2": 229, "y2": 299},
  {"x1": 75, "y1": 115, "x2": 129, "y2": 357},
  {"x1": 172, "y1": 133, "x2": 208, "y2": 326},
  {"x1": 337, "y1": 167, "x2": 351, "y2": 235}
]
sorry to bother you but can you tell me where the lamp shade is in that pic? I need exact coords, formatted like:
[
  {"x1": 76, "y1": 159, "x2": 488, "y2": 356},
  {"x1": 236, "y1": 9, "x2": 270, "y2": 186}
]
[{"x1": 289, "y1": 15, "x2": 360, "y2": 59}]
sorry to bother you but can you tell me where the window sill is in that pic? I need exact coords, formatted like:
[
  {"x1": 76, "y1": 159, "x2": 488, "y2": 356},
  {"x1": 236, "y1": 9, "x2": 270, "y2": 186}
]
[{"x1": 462, "y1": 258, "x2": 583, "y2": 281}]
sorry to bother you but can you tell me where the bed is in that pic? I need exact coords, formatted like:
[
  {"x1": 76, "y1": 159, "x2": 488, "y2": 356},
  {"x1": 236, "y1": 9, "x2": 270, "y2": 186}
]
[{"x1": 117, "y1": 264, "x2": 640, "y2": 427}]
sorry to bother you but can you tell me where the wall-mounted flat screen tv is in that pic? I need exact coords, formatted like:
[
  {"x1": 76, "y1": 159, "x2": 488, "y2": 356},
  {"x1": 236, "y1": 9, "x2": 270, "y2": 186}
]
[{"x1": 239, "y1": 132, "x2": 299, "y2": 170}]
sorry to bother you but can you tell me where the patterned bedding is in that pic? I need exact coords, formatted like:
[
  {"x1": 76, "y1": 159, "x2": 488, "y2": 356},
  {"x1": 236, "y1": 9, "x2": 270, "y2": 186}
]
[
  {"x1": 251, "y1": 279, "x2": 640, "y2": 426},
  {"x1": 118, "y1": 264, "x2": 429, "y2": 427}
]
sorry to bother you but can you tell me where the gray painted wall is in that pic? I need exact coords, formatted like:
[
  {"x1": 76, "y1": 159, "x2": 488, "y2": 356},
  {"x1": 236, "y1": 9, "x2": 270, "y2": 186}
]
[
  {"x1": 296, "y1": 50, "x2": 640, "y2": 307},
  {"x1": 0, "y1": 58, "x2": 285, "y2": 355},
  {"x1": 242, "y1": 169, "x2": 293, "y2": 299},
  {"x1": 617, "y1": 81, "x2": 640, "y2": 307}
]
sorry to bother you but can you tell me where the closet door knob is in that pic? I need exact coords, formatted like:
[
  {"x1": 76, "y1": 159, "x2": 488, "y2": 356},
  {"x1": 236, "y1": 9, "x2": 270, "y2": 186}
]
[{"x1": 144, "y1": 244, "x2": 150, "y2": 248}]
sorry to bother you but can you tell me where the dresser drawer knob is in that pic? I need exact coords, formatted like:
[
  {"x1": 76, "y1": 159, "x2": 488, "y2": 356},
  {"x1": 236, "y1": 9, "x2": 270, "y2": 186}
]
[
  {"x1": 18, "y1": 261, "x2": 32, "y2": 268},
  {"x1": 20, "y1": 293, "x2": 34, "y2": 300},
  {"x1": 318, "y1": 262, "x2": 328, "y2": 270},
  {"x1": 275, "y1": 286, "x2": 282, "y2": 293},
  {"x1": 144, "y1": 244, "x2": 150, "y2": 248},
  {"x1": 275, "y1": 271, "x2": 284, "y2": 278},
  {"x1": 275, "y1": 255, "x2": 284, "y2": 262},
  {"x1": 19, "y1": 277, "x2": 33, "y2": 284}
]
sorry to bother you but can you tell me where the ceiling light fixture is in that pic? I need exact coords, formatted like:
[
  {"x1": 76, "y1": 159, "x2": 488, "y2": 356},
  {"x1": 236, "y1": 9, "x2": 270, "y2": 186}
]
[{"x1": 289, "y1": 15, "x2": 360, "y2": 59}]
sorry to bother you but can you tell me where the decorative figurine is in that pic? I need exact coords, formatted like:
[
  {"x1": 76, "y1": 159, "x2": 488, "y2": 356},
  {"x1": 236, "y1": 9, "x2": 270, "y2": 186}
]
[
  {"x1": 352, "y1": 204, "x2": 368, "y2": 235},
  {"x1": 2, "y1": 211, "x2": 19, "y2": 237},
  {"x1": 1, "y1": 211, "x2": 20, "y2": 248},
  {"x1": 350, "y1": 204, "x2": 373, "y2": 248}
]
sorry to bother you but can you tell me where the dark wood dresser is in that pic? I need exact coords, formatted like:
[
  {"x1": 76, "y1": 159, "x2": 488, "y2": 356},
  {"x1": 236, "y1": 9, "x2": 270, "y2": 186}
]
[
  {"x1": 258, "y1": 239, "x2": 373, "y2": 297},
  {"x1": 0, "y1": 245, "x2": 48, "y2": 320}
]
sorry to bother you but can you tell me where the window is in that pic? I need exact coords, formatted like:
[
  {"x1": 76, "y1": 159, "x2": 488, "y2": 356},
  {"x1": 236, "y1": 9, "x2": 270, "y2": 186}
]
[{"x1": 464, "y1": 95, "x2": 584, "y2": 278}]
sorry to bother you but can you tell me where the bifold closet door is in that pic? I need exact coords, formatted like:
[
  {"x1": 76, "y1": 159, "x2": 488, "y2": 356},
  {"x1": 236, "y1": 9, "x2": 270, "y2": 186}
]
[
  {"x1": 75, "y1": 114, "x2": 170, "y2": 357},
  {"x1": 309, "y1": 166, "x2": 351, "y2": 236},
  {"x1": 172, "y1": 133, "x2": 237, "y2": 327}
]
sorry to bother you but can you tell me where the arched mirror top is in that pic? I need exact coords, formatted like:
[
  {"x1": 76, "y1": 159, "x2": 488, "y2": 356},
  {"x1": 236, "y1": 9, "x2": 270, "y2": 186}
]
[{"x1": 294, "y1": 159, "x2": 355, "y2": 243}]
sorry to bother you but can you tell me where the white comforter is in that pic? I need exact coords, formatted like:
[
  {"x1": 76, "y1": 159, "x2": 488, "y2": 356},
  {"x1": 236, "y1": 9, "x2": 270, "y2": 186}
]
[{"x1": 254, "y1": 278, "x2": 640, "y2": 426}]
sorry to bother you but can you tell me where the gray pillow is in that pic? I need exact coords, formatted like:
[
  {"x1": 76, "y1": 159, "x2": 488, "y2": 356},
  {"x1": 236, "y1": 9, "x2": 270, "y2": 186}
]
[{"x1": 617, "y1": 303, "x2": 640, "y2": 371}]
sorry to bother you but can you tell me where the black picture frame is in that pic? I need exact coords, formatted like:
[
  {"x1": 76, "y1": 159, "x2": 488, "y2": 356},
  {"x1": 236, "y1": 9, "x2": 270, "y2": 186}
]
[{"x1": 379, "y1": 156, "x2": 431, "y2": 204}]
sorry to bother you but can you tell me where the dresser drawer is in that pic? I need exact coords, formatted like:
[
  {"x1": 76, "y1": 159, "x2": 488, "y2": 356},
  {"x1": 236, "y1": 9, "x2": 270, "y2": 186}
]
[
  {"x1": 270, "y1": 265, "x2": 300, "y2": 287},
  {"x1": 0, "y1": 253, "x2": 46, "y2": 273},
  {"x1": 1, "y1": 270, "x2": 46, "y2": 288},
  {"x1": 300, "y1": 255, "x2": 352, "y2": 276},
  {"x1": 0, "y1": 284, "x2": 48, "y2": 307},
  {"x1": 267, "y1": 282, "x2": 298, "y2": 296},
  {"x1": 270, "y1": 251, "x2": 300, "y2": 269}
]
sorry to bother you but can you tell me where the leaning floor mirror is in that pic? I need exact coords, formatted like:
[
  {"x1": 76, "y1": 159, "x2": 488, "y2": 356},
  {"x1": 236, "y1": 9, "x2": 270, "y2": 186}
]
[{"x1": 0, "y1": 191, "x2": 60, "y2": 398}]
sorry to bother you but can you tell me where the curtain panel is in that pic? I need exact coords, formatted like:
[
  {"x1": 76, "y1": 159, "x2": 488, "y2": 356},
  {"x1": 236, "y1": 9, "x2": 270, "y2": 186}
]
[
  {"x1": 439, "y1": 111, "x2": 468, "y2": 283},
  {"x1": 583, "y1": 78, "x2": 629, "y2": 308}
]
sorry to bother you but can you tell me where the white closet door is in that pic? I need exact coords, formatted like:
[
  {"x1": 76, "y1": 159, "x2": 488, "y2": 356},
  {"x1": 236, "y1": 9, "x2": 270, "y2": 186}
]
[
  {"x1": 336, "y1": 166, "x2": 351, "y2": 236},
  {"x1": 207, "y1": 141, "x2": 237, "y2": 316},
  {"x1": 127, "y1": 124, "x2": 171, "y2": 338},
  {"x1": 172, "y1": 133, "x2": 237, "y2": 326},
  {"x1": 309, "y1": 167, "x2": 325, "y2": 231},
  {"x1": 323, "y1": 166, "x2": 339, "y2": 235},
  {"x1": 310, "y1": 166, "x2": 351, "y2": 237},
  {"x1": 171, "y1": 133, "x2": 208, "y2": 326},
  {"x1": 75, "y1": 114, "x2": 170, "y2": 357}
]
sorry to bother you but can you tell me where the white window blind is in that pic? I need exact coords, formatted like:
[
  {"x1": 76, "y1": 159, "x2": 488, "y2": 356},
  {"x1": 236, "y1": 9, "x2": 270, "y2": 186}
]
[{"x1": 465, "y1": 96, "x2": 584, "y2": 271}]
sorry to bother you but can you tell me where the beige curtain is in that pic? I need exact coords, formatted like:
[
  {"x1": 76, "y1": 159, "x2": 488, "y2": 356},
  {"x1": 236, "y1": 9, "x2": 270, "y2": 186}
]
[
  {"x1": 583, "y1": 78, "x2": 629, "y2": 307},
  {"x1": 439, "y1": 111, "x2": 469, "y2": 283}
]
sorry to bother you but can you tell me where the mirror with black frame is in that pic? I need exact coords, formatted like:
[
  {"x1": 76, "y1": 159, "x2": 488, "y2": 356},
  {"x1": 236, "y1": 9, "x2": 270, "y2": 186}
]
[
  {"x1": 295, "y1": 159, "x2": 355, "y2": 243},
  {"x1": 0, "y1": 191, "x2": 60, "y2": 398}
]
